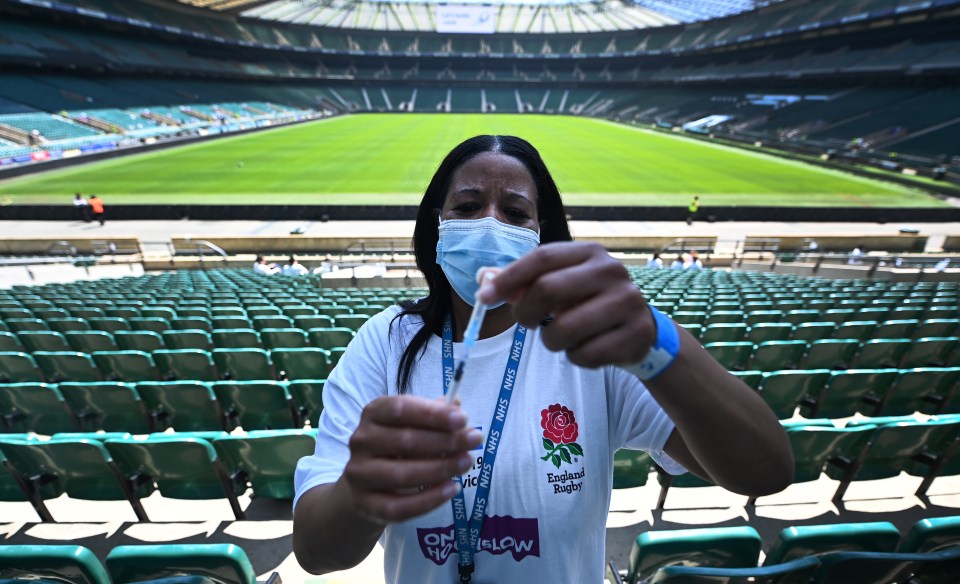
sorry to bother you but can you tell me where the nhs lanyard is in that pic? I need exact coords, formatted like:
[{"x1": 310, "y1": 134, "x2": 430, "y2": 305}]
[{"x1": 441, "y1": 315, "x2": 527, "y2": 583}]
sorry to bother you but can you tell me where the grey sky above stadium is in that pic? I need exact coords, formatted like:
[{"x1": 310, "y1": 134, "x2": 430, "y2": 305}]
[{"x1": 167, "y1": 0, "x2": 776, "y2": 32}]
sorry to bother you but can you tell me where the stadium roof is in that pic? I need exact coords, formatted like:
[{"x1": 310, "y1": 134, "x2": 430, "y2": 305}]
[{"x1": 169, "y1": 0, "x2": 777, "y2": 33}]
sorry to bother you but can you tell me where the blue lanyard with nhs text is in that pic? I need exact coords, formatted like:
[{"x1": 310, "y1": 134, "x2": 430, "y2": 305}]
[{"x1": 441, "y1": 315, "x2": 527, "y2": 583}]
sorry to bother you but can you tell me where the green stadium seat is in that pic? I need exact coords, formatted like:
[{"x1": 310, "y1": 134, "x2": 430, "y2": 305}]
[
  {"x1": 170, "y1": 317, "x2": 213, "y2": 333},
  {"x1": 251, "y1": 316, "x2": 293, "y2": 331},
  {"x1": 644, "y1": 555, "x2": 820, "y2": 584},
  {"x1": 18, "y1": 330, "x2": 71, "y2": 352},
  {"x1": 749, "y1": 423, "x2": 876, "y2": 506},
  {"x1": 873, "y1": 319, "x2": 919, "y2": 340},
  {"x1": 900, "y1": 337, "x2": 959, "y2": 368},
  {"x1": 830, "y1": 418, "x2": 960, "y2": 502},
  {"x1": 307, "y1": 327, "x2": 356, "y2": 350},
  {"x1": 46, "y1": 317, "x2": 90, "y2": 333},
  {"x1": 136, "y1": 381, "x2": 224, "y2": 431},
  {"x1": 334, "y1": 314, "x2": 372, "y2": 331},
  {"x1": 783, "y1": 310, "x2": 820, "y2": 326},
  {"x1": 92, "y1": 350, "x2": 161, "y2": 382},
  {"x1": 800, "y1": 339, "x2": 859, "y2": 370},
  {"x1": 272, "y1": 348, "x2": 331, "y2": 380},
  {"x1": 283, "y1": 306, "x2": 318, "y2": 318},
  {"x1": 141, "y1": 307, "x2": 176, "y2": 319},
  {"x1": 65, "y1": 330, "x2": 117, "y2": 353},
  {"x1": 0, "y1": 351, "x2": 44, "y2": 383},
  {"x1": 212, "y1": 328, "x2": 263, "y2": 349},
  {"x1": 764, "y1": 521, "x2": 900, "y2": 565},
  {"x1": 910, "y1": 318, "x2": 959, "y2": 339},
  {"x1": 106, "y1": 436, "x2": 245, "y2": 519},
  {"x1": 804, "y1": 369, "x2": 899, "y2": 418},
  {"x1": 852, "y1": 339, "x2": 911, "y2": 368},
  {"x1": 294, "y1": 315, "x2": 336, "y2": 330},
  {"x1": 0, "y1": 307, "x2": 33, "y2": 319},
  {"x1": 730, "y1": 370, "x2": 763, "y2": 389},
  {"x1": 834, "y1": 320, "x2": 878, "y2": 341},
  {"x1": 87, "y1": 317, "x2": 130, "y2": 334},
  {"x1": 58, "y1": 382, "x2": 153, "y2": 434},
  {"x1": 287, "y1": 379, "x2": 325, "y2": 426},
  {"x1": 900, "y1": 516, "x2": 960, "y2": 553},
  {"x1": 211, "y1": 307, "x2": 246, "y2": 317},
  {"x1": 5, "y1": 318, "x2": 49, "y2": 333},
  {"x1": 129, "y1": 317, "x2": 170, "y2": 334},
  {"x1": 0, "y1": 438, "x2": 150, "y2": 522},
  {"x1": 260, "y1": 327, "x2": 309, "y2": 349},
  {"x1": 212, "y1": 316, "x2": 253, "y2": 330},
  {"x1": 812, "y1": 548, "x2": 960, "y2": 584},
  {"x1": 759, "y1": 369, "x2": 830, "y2": 419},
  {"x1": 625, "y1": 526, "x2": 761, "y2": 584},
  {"x1": 700, "y1": 323, "x2": 747, "y2": 344},
  {"x1": 212, "y1": 348, "x2": 275, "y2": 381},
  {"x1": 247, "y1": 306, "x2": 281, "y2": 317},
  {"x1": 0, "y1": 544, "x2": 112, "y2": 584},
  {"x1": 882, "y1": 367, "x2": 960, "y2": 416},
  {"x1": 163, "y1": 329, "x2": 214, "y2": 351},
  {"x1": 821, "y1": 308, "x2": 856, "y2": 324},
  {"x1": 613, "y1": 449, "x2": 652, "y2": 489},
  {"x1": 105, "y1": 307, "x2": 140, "y2": 319},
  {"x1": 749, "y1": 340, "x2": 807, "y2": 372},
  {"x1": 154, "y1": 349, "x2": 218, "y2": 381},
  {"x1": 791, "y1": 322, "x2": 836, "y2": 343},
  {"x1": 703, "y1": 342, "x2": 752, "y2": 371},
  {"x1": 704, "y1": 310, "x2": 745, "y2": 326},
  {"x1": 671, "y1": 311, "x2": 706, "y2": 326},
  {"x1": 106, "y1": 543, "x2": 270, "y2": 584},
  {"x1": 328, "y1": 347, "x2": 347, "y2": 368},
  {"x1": 70, "y1": 308, "x2": 105, "y2": 320},
  {"x1": 745, "y1": 310, "x2": 783, "y2": 327},
  {"x1": 678, "y1": 323, "x2": 701, "y2": 338},
  {"x1": 746, "y1": 323, "x2": 793, "y2": 344},
  {"x1": 178, "y1": 307, "x2": 212, "y2": 319},
  {"x1": 33, "y1": 351, "x2": 103, "y2": 383},
  {"x1": 213, "y1": 430, "x2": 316, "y2": 499},
  {"x1": 0, "y1": 331, "x2": 24, "y2": 352},
  {"x1": 0, "y1": 382, "x2": 76, "y2": 434},
  {"x1": 212, "y1": 381, "x2": 298, "y2": 430},
  {"x1": 114, "y1": 330, "x2": 165, "y2": 352}
]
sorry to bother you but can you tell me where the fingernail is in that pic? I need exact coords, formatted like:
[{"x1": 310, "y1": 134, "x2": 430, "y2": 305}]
[
  {"x1": 448, "y1": 410, "x2": 466, "y2": 428},
  {"x1": 476, "y1": 283, "x2": 497, "y2": 305},
  {"x1": 442, "y1": 481, "x2": 460, "y2": 498},
  {"x1": 466, "y1": 428, "x2": 483, "y2": 448},
  {"x1": 457, "y1": 454, "x2": 473, "y2": 473}
]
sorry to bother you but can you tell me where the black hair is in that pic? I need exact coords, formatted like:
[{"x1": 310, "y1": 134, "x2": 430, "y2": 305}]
[
  {"x1": 255, "y1": 255, "x2": 264, "y2": 263},
  {"x1": 392, "y1": 135, "x2": 573, "y2": 393}
]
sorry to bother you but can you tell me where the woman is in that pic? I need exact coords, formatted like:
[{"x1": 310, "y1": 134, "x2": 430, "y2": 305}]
[{"x1": 293, "y1": 135, "x2": 792, "y2": 583}]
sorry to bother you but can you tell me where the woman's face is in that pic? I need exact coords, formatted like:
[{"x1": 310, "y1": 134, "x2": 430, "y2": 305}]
[{"x1": 440, "y1": 152, "x2": 539, "y2": 232}]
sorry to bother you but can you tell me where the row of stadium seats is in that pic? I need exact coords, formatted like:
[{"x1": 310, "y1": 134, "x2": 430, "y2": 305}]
[
  {"x1": 615, "y1": 414, "x2": 960, "y2": 507},
  {"x1": 0, "y1": 347, "x2": 341, "y2": 384},
  {"x1": 4, "y1": 516, "x2": 959, "y2": 584},
  {"x1": 3, "y1": 414, "x2": 957, "y2": 522},
  {"x1": 0, "y1": 543, "x2": 276, "y2": 584},
  {"x1": 0, "y1": 379, "x2": 326, "y2": 434},
  {"x1": 0, "y1": 429, "x2": 314, "y2": 521},
  {"x1": 0, "y1": 325, "x2": 358, "y2": 350},
  {"x1": 609, "y1": 516, "x2": 960, "y2": 584}
]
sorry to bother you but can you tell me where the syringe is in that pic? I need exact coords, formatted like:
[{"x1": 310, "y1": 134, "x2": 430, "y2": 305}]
[{"x1": 446, "y1": 269, "x2": 496, "y2": 404}]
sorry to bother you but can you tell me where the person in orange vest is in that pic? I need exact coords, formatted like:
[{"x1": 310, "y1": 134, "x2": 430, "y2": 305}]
[{"x1": 88, "y1": 194, "x2": 105, "y2": 226}]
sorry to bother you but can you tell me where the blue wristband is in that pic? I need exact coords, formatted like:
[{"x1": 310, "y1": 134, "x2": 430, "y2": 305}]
[{"x1": 622, "y1": 305, "x2": 680, "y2": 381}]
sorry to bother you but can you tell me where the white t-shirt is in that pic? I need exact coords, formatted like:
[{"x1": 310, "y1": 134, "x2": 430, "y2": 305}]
[
  {"x1": 282, "y1": 263, "x2": 309, "y2": 276},
  {"x1": 253, "y1": 262, "x2": 279, "y2": 276},
  {"x1": 294, "y1": 306, "x2": 685, "y2": 584}
]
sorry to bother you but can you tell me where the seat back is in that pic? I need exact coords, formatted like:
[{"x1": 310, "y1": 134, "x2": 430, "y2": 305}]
[
  {"x1": 136, "y1": 381, "x2": 224, "y2": 432},
  {"x1": 628, "y1": 526, "x2": 761, "y2": 584},
  {"x1": 613, "y1": 449, "x2": 652, "y2": 489},
  {"x1": 0, "y1": 382, "x2": 76, "y2": 434},
  {"x1": 0, "y1": 544, "x2": 111, "y2": 584},
  {"x1": 764, "y1": 521, "x2": 900, "y2": 565},
  {"x1": 58, "y1": 382, "x2": 152, "y2": 433},
  {"x1": 899, "y1": 516, "x2": 960, "y2": 553},
  {"x1": 213, "y1": 430, "x2": 316, "y2": 499},
  {"x1": 212, "y1": 381, "x2": 297, "y2": 430},
  {"x1": 106, "y1": 543, "x2": 258, "y2": 584}
]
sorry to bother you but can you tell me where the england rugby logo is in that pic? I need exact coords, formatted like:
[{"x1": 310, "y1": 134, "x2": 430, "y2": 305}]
[{"x1": 540, "y1": 403, "x2": 583, "y2": 468}]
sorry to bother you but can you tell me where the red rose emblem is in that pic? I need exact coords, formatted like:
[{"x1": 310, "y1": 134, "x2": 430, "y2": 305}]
[{"x1": 541, "y1": 403, "x2": 579, "y2": 444}]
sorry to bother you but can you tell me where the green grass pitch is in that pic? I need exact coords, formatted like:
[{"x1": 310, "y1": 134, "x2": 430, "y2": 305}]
[{"x1": 0, "y1": 113, "x2": 944, "y2": 207}]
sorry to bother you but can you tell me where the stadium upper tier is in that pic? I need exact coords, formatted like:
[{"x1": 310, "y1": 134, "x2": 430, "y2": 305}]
[{"x1": 9, "y1": 0, "x2": 954, "y2": 57}]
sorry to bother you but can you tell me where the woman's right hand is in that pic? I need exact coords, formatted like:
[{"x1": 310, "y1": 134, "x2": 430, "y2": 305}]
[{"x1": 342, "y1": 395, "x2": 483, "y2": 525}]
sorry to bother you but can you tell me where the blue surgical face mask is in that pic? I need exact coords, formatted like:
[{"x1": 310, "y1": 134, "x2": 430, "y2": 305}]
[{"x1": 436, "y1": 216, "x2": 540, "y2": 307}]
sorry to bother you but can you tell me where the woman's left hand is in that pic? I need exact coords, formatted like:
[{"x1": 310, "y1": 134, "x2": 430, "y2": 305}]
[{"x1": 478, "y1": 241, "x2": 656, "y2": 368}]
